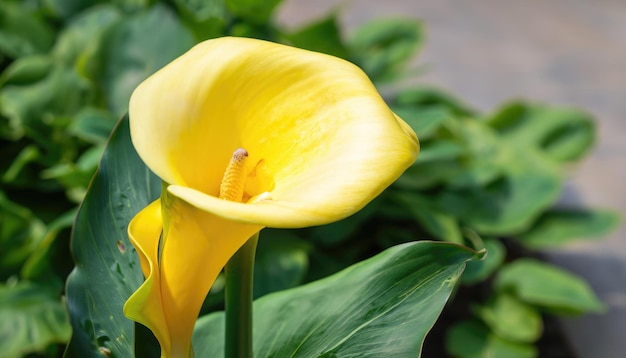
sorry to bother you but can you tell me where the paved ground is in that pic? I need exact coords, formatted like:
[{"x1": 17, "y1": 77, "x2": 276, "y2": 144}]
[{"x1": 278, "y1": 1, "x2": 626, "y2": 357}]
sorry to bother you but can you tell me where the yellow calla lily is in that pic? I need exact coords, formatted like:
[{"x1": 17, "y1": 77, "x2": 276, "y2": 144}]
[{"x1": 123, "y1": 37, "x2": 419, "y2": 358}]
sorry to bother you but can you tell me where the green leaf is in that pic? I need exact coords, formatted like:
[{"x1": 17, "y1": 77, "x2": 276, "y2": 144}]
[
  {"x1": 225, "y1": 0, "x2": 283, "y2": 24},
  {"x1": 391, "y1": 104, "x2": 455, "y2": 140},
  {"x1": 474, "y1": 293, "x2": 543, "y2": 343},
  {"x1": 284, "y1": 15, "x2": 349, "y2": 59},
  {"x1": 486, "y1": 102, "x2": 596, "y2": 163},
  {"x1": 44, "y1": 0, "x2": 103, "y2": 20},
  {"x1": 22, "y1": 208, "x2": 77, "y2": 286},
  {"x1": 193, "y1": 241, "x2": 481, "y2": 357},
  {"x1": 390, "y1": 191, "x2": 463, "y2": 243},
  {"x1": 172, "y1": 0, "x2": 226, "y2": 40},
  {"x1": 445, "y1": 320, "x2": 537, "y2": 358},
  {"x1": 437, "y1": 146, "x2": 561, "y2": 236},
  {"x1": 395, "y1": 86, "x2": 476, "y2": 117},
  {"x1": 0, "y1": 54, "x2": 53, "y2": 86},
  {"x1": 494, "y1": 259, "x2": 605, "y2": 315},
  {"x1": 0, "y1": 191, "x2": 47, "y2": 280},
  {"x1": 68, "y1": 107, "x2": 118, "y2": 144},
  {"x1": 64, "y1": 116, "x2": 161, "y2": 358},
  {"x1": 0, "y1": 281, "x2": 72, "y2": 358},
  {"x1": 0, "y1": 66, "x2": 92, "y2": 144},
  {"x1": 41, "y1": 145, "x2": 104, "y2": 197},
  {"x1": 306, "y1": 196, "x2": 382, "y2": 246},
  {"x1": 414, "y1": 139, "x2": 464, "y2": 163},
  {"x1": 0, "y1": 2, "x2": 55, "y2": 58},
  {"x1": 443, "y1": 119, "x2": 506, "y2": 188},
  {"x1": 394, "y1": 159, "x2": 460, "y2": 190},
  {"x1": 52, "y1": 4, "x2": 121, "y2": 69},
  {"x1": 517, "y1": 209, "x2": 620, "y2": 249},
  {"x1": 253, "y1": 229, "x2": 311, "y2": 298},
  {"x1": 349, "y1": 18, "x2": 423, "y2": 82},
  {"x1": 99, "y1": 4, "x2": 195, "y2": 115},
  {"x1": 395, "y1": 119, "x2": 506, "y2": 191},
  {"x1": 461, "y1": 238, "x2": 505, "y2": 284},
  {"x1": 1, "y1": 145, "x2": 41, "y2": 182}
]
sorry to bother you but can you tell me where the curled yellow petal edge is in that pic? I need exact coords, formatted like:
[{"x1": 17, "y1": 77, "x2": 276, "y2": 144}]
[
  {"x1": 122, "y1": 199, "x2": 170, "y2": 355},
  {"x1": 124, "y1": 192, "x2": 264, "y2": 357}
]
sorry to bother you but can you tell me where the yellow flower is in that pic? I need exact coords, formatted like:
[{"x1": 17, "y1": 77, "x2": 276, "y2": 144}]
[{"x1": 123, "y1": 37, "x2": 418, "y2": 358}]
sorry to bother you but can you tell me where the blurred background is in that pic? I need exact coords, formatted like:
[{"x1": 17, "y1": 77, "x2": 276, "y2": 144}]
[{"x1": 278, "y1": 0, "x2": 626, "y2": 357}]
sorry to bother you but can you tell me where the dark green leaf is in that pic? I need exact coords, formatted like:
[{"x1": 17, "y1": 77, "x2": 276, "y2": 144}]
[
  {"x1": 517, "y1": 209, "x2": 620, "y2": 249},
  {"x1": 225, "y1": 0, "x2": 283, "y2": 24},
  {"x1": 307, "y1": 196, "x2": 382, "y2": 246},
  {"x1": 0, "y1": 67, "x2": 92, "y2": 144},
  {"x1": 0, "y1": 191, "x2": 46, "y2": 280},
  {"x1": 193, "y1": 241, "x2": 481, "y2": 357},
  {"x1": 494, "y1": 259, "x2": 605, "y2": 315},
  {"x1": 0, "y1": 281, "x2": 71, "y2": 358},
  {"x1": 0, "y1": 55, "x2": 53, "y2": 86},
  {"x1": 284, "y1": 15, "x2": 349, "y2": 59},
  {"x1": 394, "y1": 159, "x2": 461, "y2": 190},
  {"x1": 1, "y1": 145, "x2": 40, "y2": 182},
  {"x1": 390, "y1": 191, "x2": 462, "y2": 243},
  {"x1": 253, "y1": 229, "x2": 311, "y2": 298},
  {"x1": 99, "y1": 4, "x2": 195, "y2": 115},
  {"x1": 64, "y1": 116, "x2": 161, "y2": 358},
  {"x1": 0, "y1": 2, "x2": 55, "y2": 58},
  {"x1": 42, "y1": 0, "x2": 101, "y2": 20},
  {"x1": 22, "y1": 208, "x2": 77, "y2": 287},
  {"x1": 445, "y1": 320, "x2": 537, "y2": 358},
  {"x1": 172, "y1": 0, "x2": 226, "y2": 40}
]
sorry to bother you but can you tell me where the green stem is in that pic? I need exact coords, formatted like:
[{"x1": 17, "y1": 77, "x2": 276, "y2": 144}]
[{"x1": 224, "y1": 233, "x2": 259, "y2": 358}]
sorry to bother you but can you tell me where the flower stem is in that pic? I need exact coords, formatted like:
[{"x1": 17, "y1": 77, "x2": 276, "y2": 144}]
[{"x1": 224, "y1": 232, "x2": 259, "y2": 358}]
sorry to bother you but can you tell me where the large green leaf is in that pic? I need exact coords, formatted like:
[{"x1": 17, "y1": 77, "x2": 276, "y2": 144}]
[
  {"x1": 0, "y1": 281, "x2": 72, "y2": 358},
  {"x1": 193, "y1": 241, "x2": 481, "y2": 357},
  {"x1": 64, "y1": 115, "x2": 160, "y2": 358}
]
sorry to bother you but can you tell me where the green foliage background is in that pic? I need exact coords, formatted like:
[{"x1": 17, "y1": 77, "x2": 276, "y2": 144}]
[{"x1": 0, "y1": 0, "x2": 618, "y2": 357}]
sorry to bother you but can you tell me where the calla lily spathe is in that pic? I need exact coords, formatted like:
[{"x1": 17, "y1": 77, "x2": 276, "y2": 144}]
[{"x1": 123, "y1": 37, "x2": 419, "y2": 357}]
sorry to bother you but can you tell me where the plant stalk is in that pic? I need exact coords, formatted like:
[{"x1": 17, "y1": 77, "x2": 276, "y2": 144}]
[{"x1": 224, "y1": 232, "x2": 259, "y2": 358}]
